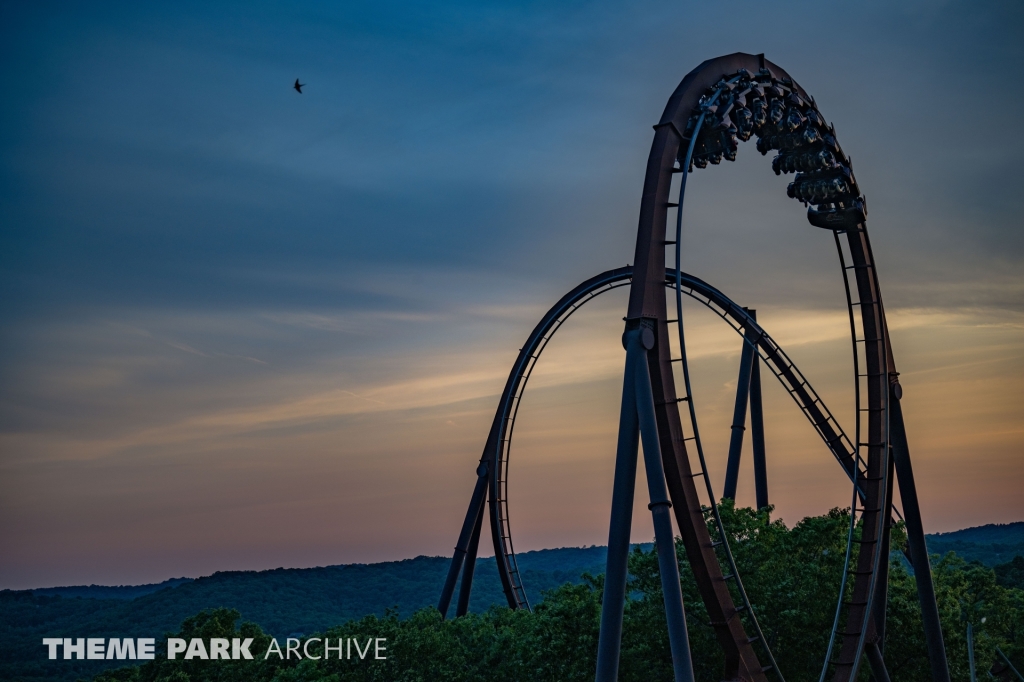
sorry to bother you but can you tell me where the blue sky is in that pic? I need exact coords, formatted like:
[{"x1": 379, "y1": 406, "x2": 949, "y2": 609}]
[{"x1": 1, "y1": 0, "x2": 1022, "y2": 589}]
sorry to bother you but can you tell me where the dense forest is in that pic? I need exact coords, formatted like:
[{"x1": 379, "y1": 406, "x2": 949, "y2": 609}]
[{"x1": 3, "y1": 510, "x2": 1022, "y2": 682}]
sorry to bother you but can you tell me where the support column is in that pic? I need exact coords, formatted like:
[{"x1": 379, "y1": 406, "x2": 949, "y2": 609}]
[
  {"x1": 889, "y1": 385, "x2": 950, "y2": 682},
  {"x1": 455, "y1": 499, "x2": 485, "y2": 617},
  {"x1": 865, "y1": 641, "x2": 892, "y2": 682},
  {"x1": 748, "y1": 310, "x2": 769, "y2": 510},
  {"x1": 437, "y1": 463, "x2": 489, "y2": 619},
  {"x1": 872, "y1": 450, "x2": 895, "y2": 653},
  {"x1": 596, "y1": 327, "x2": 694, "y2": 682},
  {"x1": 595, "y1": 332, "x2": 641, "y2": 682},
  {"x1": 724, "y1": 315, "x2": 757, "y2": 500},
  {"x1": 634, "y1": 327, "x2": 695, "y2": 682}
]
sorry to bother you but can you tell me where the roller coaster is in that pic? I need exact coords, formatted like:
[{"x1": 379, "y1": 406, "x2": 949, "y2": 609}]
[{"x1": 437, "y1": 53, "x2": 950, "y2": 682}]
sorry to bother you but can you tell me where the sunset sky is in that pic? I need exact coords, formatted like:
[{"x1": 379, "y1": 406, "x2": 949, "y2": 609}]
[{"x1": 2, "y1": 0, "x2": 1022, "y2": 591}]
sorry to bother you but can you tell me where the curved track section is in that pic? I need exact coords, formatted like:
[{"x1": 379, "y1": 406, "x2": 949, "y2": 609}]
[
  {"x1": 635, "y1": 52, "x2": 945, "y2": 682},
  {"x1": 486, "y1": 268, "x2": 634, "y2": 611},
  {"x1": 486, "y1": 266, "x2": 864, "y2": 607},
  {"x1": 664, "y1": 60, "x2": 889, "y2": 682}
]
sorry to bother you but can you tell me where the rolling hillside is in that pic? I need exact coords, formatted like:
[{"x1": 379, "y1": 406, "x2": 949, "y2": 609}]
[{"x1": 925, "y1": 522, "x2": 1024, "y2": 566}]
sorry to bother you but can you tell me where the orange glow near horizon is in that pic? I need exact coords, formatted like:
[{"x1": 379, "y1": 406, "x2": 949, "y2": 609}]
[{"x1": 2, "y1": 286, "x2": 1020, "y2": 590}]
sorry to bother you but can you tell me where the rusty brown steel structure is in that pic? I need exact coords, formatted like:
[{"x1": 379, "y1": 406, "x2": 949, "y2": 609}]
[
  {"x1": 438, "y1": 53, "x2": 950, "y2": 682},
  {"x1": 625, "y1": 53, "x2": 798, "y2": 682}
]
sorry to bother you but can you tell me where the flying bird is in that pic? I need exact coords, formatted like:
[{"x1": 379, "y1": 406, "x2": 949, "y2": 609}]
[{"x1": 294, "y1": 78, "x2": 305, "y2": 94}]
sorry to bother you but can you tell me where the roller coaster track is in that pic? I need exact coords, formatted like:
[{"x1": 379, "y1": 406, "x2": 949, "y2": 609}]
[
  {"x1": 438, "y1": 53, "x2": 950, "y2": 682},
  {"x1": 438, "y1": 264, "x2": 878, "y2": 673}
]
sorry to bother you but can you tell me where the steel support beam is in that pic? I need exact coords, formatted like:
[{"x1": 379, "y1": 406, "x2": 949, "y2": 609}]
[
  {"x1": 724, "y1": 315, "x2": 757, "y2": 501},
  {"x1": 437, "y1": 462, "x2": 489, "y2": 618},
  {"x1": 749, "y1": 313, "x2": 769, "y2": 510},
  {"x1": 595, "y1": 330, "x2": 642, "y2": 682},
  {"x1": 634, "y1": 327, "x2": 696, "y2": 682},
  {"x1": 889, "y1": 386, "x2": 951, "y2": 682},
  {"x1": 596, "y1": 327, "x2": 694, "y2": 682},
  {"x1": 455, "y1": 498, "x2": 485, "y2": 617},
  {"x1": 865, "y1": 641, "x2": 892, "y2": 682},
  {"x1": 873, "y1": 450, "x2": 895, "y2": 649}
]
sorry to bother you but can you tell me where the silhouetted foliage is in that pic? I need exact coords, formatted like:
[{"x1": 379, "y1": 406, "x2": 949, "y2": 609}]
[
  {"x1": 86, "y1": 505, "x2": 1023, "y2": 682},
  {"x1": 995, "y1": 556, "x2": 1024, "y2": 591}
]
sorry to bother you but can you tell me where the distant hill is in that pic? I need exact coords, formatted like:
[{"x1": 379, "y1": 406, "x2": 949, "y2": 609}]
[
  {"x1": 928, "y1": 522, "x2": 1024, "y2": 545},
  {"x1": 30, "y1": 577, "x2": 193, "y2": 601},
  {"x1": 6, "y1": 546, "x2": 611, "y2": 631},
  {"x1": 926, "y1": 522, "x2": 1024, "y2": 566}
]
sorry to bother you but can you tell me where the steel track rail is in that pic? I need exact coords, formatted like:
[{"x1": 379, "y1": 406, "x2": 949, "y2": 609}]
[
  {"x1": 482, "y1": 267, "x2": 874, "y2": 613},
  {"x1": 652, "y1": 56, "x2": 894, "y2": 682},
  {"x1": 449, "y1": 263, "x2": 905, "y2": 678},
  {"x1": 482, "y1": 268, "x2": 638, "y2": 611},
  {"x1": 655, "y1": 55, "x2": 945, "y2": 682},
  {"x1": 818, "y1": 231, "x2": 872, "y2": 682}
]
